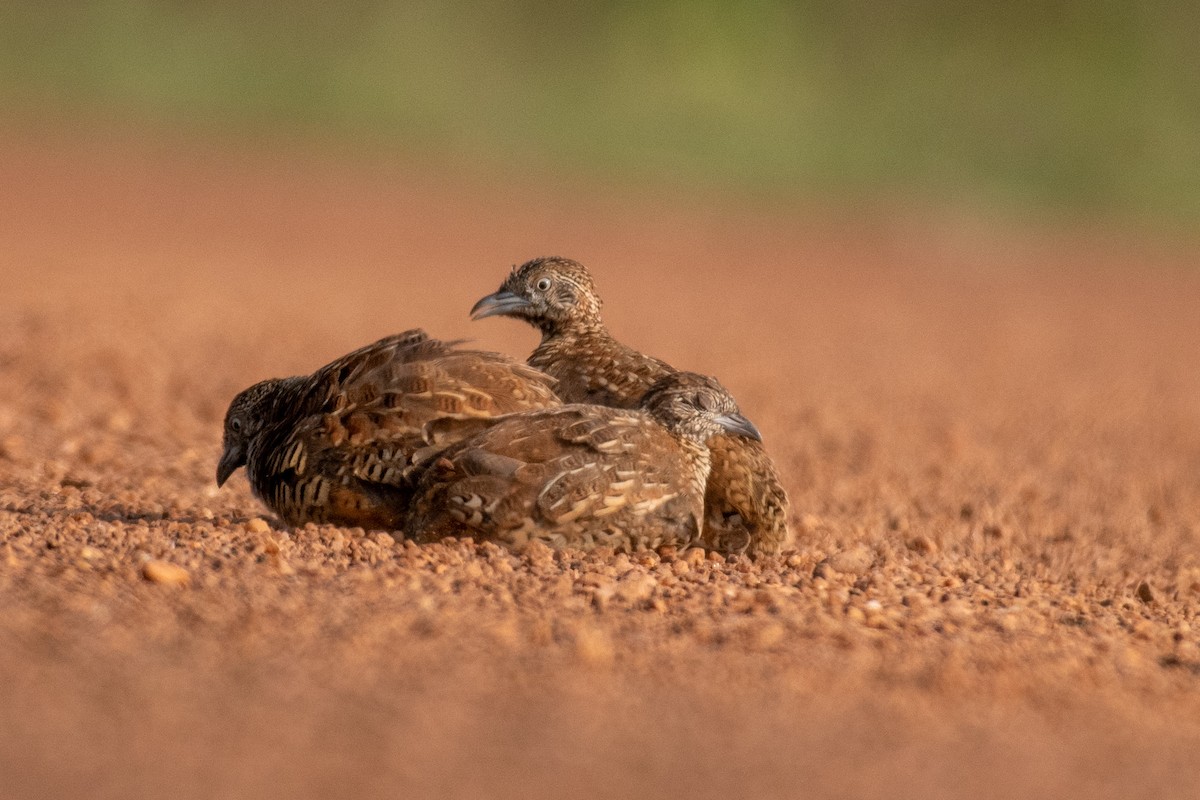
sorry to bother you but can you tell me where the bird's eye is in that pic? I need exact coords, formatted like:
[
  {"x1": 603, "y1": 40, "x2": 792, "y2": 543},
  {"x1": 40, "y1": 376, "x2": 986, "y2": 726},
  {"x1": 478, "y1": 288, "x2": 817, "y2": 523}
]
[
  {"x1": 535, "y1": 277, "x2": 552, "y2": 292},
  {"x1": 230, "y1": 418, "x2": 243, "y2": 433}
]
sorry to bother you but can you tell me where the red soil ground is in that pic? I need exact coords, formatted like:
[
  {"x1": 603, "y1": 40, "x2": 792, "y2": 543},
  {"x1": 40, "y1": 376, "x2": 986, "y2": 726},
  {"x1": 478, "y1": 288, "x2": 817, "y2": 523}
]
[{"x1": 2, "y1": 126, "x2": 1199, "y2": 798}]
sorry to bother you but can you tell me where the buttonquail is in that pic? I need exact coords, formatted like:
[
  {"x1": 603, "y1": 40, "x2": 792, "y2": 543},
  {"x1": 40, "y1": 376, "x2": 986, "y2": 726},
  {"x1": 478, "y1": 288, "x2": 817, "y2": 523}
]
[
  {"x1": 472, "y1": 257, "x2": 791, "y2": 555},
  {"x1": 405, "y1": 372, "x2": 760, "y2": 552},
  {"x1": 216, "y1": 329, "x2": 560, "y2": 529}
]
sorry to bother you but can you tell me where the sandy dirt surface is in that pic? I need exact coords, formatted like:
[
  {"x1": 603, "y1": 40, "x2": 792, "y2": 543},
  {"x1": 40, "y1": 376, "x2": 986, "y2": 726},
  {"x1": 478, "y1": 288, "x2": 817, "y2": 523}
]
[{"x1": 2, "y1": 127, "x2": 1200, "y2": 799}]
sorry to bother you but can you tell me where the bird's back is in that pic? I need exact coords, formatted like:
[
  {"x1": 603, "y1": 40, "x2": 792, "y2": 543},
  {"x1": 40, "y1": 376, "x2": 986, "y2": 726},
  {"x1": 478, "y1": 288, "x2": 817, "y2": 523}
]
[
  {"x1": 406, "y1": 404, "x2": 706, "y2": 551},
  {"x1": 528, "y1": 328, "x2": 791, "y2": 555},
  {"x1": 248, "y1": 330, "x2": 561, "y2": 528},
  {"x1": 528, "y1": 329, "x2": 673, "y2": 409}
]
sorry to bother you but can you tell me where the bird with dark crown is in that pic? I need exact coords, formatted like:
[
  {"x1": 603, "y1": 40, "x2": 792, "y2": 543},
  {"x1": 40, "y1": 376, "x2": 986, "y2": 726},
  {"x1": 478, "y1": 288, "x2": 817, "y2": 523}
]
[
  {"x1": 405, "y1": 371, "x2": 760, "y2": 552},
  {"x1": 217, "y1": 329, "x2": 561, "y2": 529},
  {"x1": 472, "y1": 257, "x2": 791, "y2": 555}
]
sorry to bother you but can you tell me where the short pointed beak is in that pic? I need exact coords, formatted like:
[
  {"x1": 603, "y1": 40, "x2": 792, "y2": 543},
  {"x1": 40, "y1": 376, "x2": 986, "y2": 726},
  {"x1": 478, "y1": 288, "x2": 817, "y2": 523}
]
[
  {"x1": 470, "y1": 290, "x2": 532, "y2": 320},
  {"x1": 715, "y1": 412, "x2": 762, "y2": 442},
  {"x1": 216, "y1": 447, "x2": 243, "y2": 488}
]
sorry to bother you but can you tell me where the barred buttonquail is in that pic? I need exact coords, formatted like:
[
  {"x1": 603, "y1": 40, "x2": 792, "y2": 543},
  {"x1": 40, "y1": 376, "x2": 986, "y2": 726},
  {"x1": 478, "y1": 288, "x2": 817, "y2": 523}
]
[
  {"x1": 405, "y1": 372, "x2": 760, "y2": 552},
  {"x1": 216, "y1": 329, "x2": 560, "y2": 529},
  {"x1": 472, "y1": 257, "x2": 791, "y2": 555}
]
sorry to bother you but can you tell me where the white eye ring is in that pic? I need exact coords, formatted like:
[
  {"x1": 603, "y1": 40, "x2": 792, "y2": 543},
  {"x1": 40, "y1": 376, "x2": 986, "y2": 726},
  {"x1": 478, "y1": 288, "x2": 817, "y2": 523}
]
[
  {"x1": 231, "y1": 418, "x2": 243, "y2": 433},
  {"x1": 535, "y1": 277, "x2": 552, "y2": 292}
]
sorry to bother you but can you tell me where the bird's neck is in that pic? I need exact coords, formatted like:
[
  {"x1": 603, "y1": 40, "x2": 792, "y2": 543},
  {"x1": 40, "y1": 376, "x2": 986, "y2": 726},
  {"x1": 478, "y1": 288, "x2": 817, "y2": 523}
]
[
  {"x1": 533, "y1": 307, "x2": 603, "y2": 339},
  {"x1": 535, "y1": 316, "x2": 610, "y2": 347},
  {"x1": 531, "y1": 323, "x2": 616, "y2": 377},
  {"x1": 271, "y1": 376, "x2": 312, "y2": 415},
  {"x1": 246, "y1": 376, "x2": 310, "y2": 477}
]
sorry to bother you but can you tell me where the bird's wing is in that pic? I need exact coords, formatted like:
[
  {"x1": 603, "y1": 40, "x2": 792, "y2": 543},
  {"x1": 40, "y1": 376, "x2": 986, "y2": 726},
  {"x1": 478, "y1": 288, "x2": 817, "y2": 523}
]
[
  {"x1": 408, "y1": 406, "x2": 702, "y2": 548},
  {"x1": 703, "y1": 434, "x2": 792, "y2": 555},
  {"x1": 252, "y1": 413, "x2": 421, "y2": 529}
]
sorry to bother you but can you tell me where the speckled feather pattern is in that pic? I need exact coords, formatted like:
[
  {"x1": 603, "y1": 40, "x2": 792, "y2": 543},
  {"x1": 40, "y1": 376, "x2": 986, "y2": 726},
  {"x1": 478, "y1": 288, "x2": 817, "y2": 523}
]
[
  {"x1": 479, "y1": 257, "x2": 792, "y2": 555},
  {"x1": 534, "y1": 329, "x2": 791, "y2": 556},
  {"x1": 236, "y1": 330, "x2": 561, "y2": 528},
  {"x1": 528, "y1": 329, "x2": 671, "y2": 410},
  {"x1": 405, "y1": 403, "x2": 710, "y2": 552}
]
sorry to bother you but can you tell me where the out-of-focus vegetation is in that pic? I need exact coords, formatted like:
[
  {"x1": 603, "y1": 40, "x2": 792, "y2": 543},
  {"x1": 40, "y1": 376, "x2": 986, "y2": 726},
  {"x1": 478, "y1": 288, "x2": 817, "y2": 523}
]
[{"x1": 3, "y1": 1, "x2": 1198, "y2": 220}]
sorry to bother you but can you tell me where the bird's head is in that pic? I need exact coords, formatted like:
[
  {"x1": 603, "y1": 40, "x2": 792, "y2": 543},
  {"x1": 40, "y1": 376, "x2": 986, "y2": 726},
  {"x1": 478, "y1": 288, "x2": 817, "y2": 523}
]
[
  {"x1": 216, "y1": 378, "x2": 287, "y2": 487},
  {"x1": 470, "y1": 256, "x2": 602, "y2": 335},
  {"x1": 639, "y1": 372, "x2": 761, "y2": 444}
]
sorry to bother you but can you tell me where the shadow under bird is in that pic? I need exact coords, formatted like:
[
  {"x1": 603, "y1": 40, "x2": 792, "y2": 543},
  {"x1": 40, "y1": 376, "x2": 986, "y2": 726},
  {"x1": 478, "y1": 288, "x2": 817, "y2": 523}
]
[
  {"x1": 216, "y1": 329, "x2": 561, "y2": 529},
  {"x1": 471, "y1": 256, "x2": 791, "y2": 556},
  {"x1": 405, "y1": 371, "x2": 760, "y2": 552}
]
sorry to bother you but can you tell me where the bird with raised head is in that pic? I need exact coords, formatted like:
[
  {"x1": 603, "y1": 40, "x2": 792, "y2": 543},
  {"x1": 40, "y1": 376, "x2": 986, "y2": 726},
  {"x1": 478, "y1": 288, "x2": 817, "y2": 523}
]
[
  {"x1": 405, "y1": 372, "x2": 760, "y2": 552},
  {"x1": 472, "y1": 256, "x2": 791, "y2": 556},
  {"x1": 216, "y1": 329, "x2": 561, "y2": 529}
]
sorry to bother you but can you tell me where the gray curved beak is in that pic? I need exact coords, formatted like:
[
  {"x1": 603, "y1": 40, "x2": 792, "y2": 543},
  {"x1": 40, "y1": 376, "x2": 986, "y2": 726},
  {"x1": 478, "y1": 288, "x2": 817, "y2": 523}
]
[
  {"x1": 470, "y1": 290, "x2": 531, "y2": 320},
  {"x1": 216, "y1": 446, "x2": 243, "y2": 488},
  {"x1": 715, "y1": 412, "x2": 762, "y2": 442}
]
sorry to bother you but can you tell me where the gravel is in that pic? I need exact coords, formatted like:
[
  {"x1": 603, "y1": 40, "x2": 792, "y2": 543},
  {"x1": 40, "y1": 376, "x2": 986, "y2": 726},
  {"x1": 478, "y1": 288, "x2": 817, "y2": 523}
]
[{"x1": 1, "y1": 130, "x2": 1199, "y2": 799}]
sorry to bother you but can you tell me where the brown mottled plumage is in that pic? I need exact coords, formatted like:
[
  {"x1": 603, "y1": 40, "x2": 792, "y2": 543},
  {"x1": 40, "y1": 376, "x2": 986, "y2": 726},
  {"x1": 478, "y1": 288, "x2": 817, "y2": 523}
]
[
  {"x1": 405, "y1": 372, "x2": 761, "y2": 552},
  {"x1": 472, "y1": 256, "x2": 792, "y2": 555},
  {"x1": 216, "y1": 329, "x2": 561, "y2": 529}
]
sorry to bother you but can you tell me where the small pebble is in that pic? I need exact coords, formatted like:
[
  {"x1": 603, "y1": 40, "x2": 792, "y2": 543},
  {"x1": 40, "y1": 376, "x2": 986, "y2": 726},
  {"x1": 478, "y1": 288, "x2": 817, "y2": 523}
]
[
  {"x1": 142, "y1": 560, "x2": 191, "y2": 587},
  {"x1": 828, "y1": 546, "x2": 873, "y2": 575},
  {"x1": 615, "y1": 574, "x2": 657, "y2": 603}
]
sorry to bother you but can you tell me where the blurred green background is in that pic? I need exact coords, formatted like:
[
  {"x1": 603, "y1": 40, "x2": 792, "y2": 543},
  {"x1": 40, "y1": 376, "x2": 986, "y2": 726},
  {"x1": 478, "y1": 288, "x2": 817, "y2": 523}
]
[{"x1": 3, "y1": 1, "x2": 1198, "y2": 221}]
